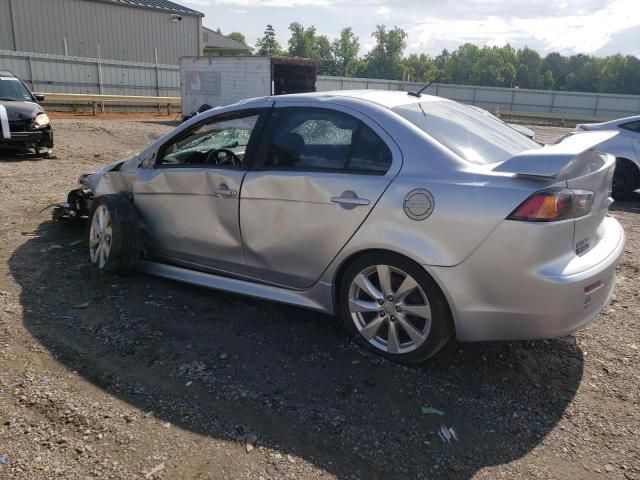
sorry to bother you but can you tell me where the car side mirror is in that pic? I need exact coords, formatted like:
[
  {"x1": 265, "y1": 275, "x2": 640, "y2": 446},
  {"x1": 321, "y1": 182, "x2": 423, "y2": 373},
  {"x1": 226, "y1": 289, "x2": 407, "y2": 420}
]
[{"x1": 34, "y1": 93, "x2": 45, "y2": 102}]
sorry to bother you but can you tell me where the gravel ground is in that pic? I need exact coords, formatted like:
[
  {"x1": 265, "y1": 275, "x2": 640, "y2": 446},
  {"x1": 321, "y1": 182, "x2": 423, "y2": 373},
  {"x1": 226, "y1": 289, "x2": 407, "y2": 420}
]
[{"x1": 0, "y1": 118, "x2": 638, "y2": 480}]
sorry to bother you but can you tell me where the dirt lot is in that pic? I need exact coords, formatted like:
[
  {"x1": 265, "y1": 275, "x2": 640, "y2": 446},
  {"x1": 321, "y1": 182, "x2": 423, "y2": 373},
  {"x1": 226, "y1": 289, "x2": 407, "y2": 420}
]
[{"x1": 0, "y1": 118, "x2": 638, "y2": 480}]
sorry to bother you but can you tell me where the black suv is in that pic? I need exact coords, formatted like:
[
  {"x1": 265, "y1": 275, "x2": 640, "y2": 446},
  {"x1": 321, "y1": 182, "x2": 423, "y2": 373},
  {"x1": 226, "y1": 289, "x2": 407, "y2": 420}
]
[{"x1": 0, "y1": 70, "x2": 53, "y2": 155}]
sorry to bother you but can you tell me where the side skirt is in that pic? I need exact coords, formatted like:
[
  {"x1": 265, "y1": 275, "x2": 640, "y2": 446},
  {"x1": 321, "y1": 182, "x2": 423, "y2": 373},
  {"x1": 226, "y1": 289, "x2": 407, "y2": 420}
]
[{"x1": 138, "y1": 260, "x2": 333, "y2": 313}]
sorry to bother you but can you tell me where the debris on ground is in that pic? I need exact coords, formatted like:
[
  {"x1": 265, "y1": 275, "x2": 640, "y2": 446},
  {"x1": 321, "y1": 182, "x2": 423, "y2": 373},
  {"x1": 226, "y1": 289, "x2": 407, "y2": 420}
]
[
  {"x1": 72, "y1": 301, "x2": 90, "y2": 309},
  {"x1": 144, "y1": 463, "x2": 165, "y2": 478},
  {"x1": 421, "y1": 406, "x2": 444, "y2": 416},
  {"x1": 245, "y1": 433, "x2": 258, "y2": 453},
  {"x1": 438, "y1": 425, "x2": 459, "y2": 444},
  {"x1": 40, "y1": 244, "x2": 63, "y2": 253}
]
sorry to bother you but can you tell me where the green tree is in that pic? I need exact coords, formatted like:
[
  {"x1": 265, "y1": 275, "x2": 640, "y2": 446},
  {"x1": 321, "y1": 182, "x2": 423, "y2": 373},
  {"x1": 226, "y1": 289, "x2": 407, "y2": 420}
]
[
  {"x1": 621, "y1": 55, "x2": 640, "y2": 94},
  {"x1": 403, "y1": 53, "x2": 438, "y2": 82},
  {"x1": 542, "y1": 70, "x2": 555, "y2": 89},
  {"x1": 444, "y1": 43, "x2": 481, "y2": 84},
  {"x1": 332, "y1": 27, "x2": 360, "y2": 76},
  {"x1": 541, "y1": 52, "x2": 568, "y2": 89},
  {"x1": 227, "y1": 32, "x2": 247, "y2": 45},
  {"x1": 566, "y1": 55, "x2": 601, "y2": 91},
  {"x1": 468, "y1": 47, "x2": 514, "y2": 87},
  {"x1": 515, "y1": 47, "x2": 542, "y2": 88},
  {"x1": 314, "y1": 34, "x2": 337, "y2": 74},
  {"x1": 434, "y1": 49, "x2": 450, "y2": 69},
  {"x1": 256, "y1": 25, "x2": 283, "y2": 56},
  {"x1": 598, "y1": 54, "x2": 628, "y2": 93},
  {"x1": 315, "y1": 35, "x2": 333, "y2": 61},
  {"x1": 365, "y1": 25, "x2": 408, "y2": 79},
  {"x1": 287, "y1": 22, "x2": 318, "y2": 58}
]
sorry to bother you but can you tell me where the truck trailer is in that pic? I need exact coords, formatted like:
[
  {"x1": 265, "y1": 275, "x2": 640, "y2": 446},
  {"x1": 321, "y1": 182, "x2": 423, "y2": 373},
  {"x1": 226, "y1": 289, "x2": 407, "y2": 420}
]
[{"x1": 179, "y1": 56, "x2": 317, "y2": 116}]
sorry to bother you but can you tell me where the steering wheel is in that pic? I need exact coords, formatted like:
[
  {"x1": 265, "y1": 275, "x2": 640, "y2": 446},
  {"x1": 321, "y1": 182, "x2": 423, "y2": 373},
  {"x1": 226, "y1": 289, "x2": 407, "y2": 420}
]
[{"x1": 205, "y1": 148, "x2": 241, "y2": 167}]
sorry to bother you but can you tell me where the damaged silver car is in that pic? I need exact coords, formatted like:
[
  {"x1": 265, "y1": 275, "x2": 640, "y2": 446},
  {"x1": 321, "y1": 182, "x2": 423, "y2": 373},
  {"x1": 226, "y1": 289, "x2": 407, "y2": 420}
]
[{"x1": 55, "y1": 91, "x2": 625, "y2": 362}]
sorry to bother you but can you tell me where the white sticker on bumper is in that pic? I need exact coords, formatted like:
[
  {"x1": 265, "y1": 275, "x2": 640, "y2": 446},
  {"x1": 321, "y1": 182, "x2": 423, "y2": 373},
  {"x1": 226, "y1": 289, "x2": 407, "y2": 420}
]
[{"x1": 0, "y1": 105, "x2": 10, "y2": 139}]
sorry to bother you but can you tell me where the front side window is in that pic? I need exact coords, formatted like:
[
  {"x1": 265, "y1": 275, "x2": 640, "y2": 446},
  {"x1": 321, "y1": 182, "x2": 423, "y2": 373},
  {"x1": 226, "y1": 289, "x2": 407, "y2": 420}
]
[
  {"x1": 159, "y1": 111, "x2": 260, "y2": 168},
  {"x1": 264, "y1": 108, "x2": 392, "y2": 174}
]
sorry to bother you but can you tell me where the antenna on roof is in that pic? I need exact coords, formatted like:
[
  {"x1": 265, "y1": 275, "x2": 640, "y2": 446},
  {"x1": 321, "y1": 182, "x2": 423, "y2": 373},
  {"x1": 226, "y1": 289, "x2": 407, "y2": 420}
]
[{"x1": 407, "y1": 73, "x2": 442, "y2": 98}]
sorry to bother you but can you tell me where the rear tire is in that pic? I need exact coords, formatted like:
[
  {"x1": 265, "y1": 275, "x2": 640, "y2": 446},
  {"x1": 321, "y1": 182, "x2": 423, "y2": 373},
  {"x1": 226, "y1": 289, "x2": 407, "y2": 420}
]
[
  {"x1": 612, "y1": 161, "x2": 636, "y2": 200},
  {"x1": 88, "y1": 194, "x2": 141, "y2": 275},
  {"x1": 339, "y1": 252, "x2": 453, "y2": 364}
]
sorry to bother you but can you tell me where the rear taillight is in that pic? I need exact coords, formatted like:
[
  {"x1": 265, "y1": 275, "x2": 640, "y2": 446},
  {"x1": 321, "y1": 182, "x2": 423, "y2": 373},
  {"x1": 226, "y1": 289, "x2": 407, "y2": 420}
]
[{"x1": 508, "y1": 188, "x2": 594, "y2": 222}]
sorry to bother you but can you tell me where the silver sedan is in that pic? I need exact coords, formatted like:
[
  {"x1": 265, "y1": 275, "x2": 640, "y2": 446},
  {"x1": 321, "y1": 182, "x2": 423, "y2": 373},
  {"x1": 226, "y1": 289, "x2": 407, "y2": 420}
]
[
  {"x1": 57, "y1": 90, "x2": 625, "y2": 363},
  {"x1": 576, "y1": 115, "x2": 640, "y2": 199}
]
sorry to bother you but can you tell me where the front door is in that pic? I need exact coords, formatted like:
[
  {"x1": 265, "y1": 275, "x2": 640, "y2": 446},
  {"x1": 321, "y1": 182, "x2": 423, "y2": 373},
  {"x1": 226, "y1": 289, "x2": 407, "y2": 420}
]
[
  {"x1": 240, "y1": 104, "x2": 401, "y2": 288},
  {"x1": 134, "y1": 107, "x2": 267, "y2": 274}
]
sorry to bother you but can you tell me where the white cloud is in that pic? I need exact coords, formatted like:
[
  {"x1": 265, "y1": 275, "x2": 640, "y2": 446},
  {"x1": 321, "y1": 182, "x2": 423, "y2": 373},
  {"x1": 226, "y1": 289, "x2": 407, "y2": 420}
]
[
  {"x1": 407, "y1": 0, "x2": 640, "y2": 55},
  {"x1": 183, "y1": 0, "x2": 640, "y2": 57}
]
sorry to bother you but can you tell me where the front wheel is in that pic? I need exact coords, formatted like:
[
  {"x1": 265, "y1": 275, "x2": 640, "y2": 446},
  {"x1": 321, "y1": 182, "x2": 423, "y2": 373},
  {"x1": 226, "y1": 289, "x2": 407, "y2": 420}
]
[
  {"x1": 88, "y1": 194, "x2": 141, "y2": 274},
  {"x1": 339, "y1": 252, "x2": 453, "y2": 363}
]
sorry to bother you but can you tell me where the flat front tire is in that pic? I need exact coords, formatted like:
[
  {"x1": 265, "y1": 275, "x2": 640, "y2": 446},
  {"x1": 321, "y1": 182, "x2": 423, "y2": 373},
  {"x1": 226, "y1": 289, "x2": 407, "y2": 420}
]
[
  {"x1": 339, "y1": 252, "x2": 453, "y2": 363},
  {"x1": 88, "y1": 194, "x2": 141, "y2": 275}
]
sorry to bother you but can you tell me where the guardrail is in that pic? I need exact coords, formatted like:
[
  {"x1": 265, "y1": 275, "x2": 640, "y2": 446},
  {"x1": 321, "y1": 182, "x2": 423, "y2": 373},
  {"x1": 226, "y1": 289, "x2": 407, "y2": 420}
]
[
  {"x1": 37, "y1": 93, "x2": 610, "y2": 125},
  {"x1": 498, "y1": 110, "x2": 609, "y2": 127},
  {"x1": 41, "y1": 93, "x2": 181, "y2": 114}
]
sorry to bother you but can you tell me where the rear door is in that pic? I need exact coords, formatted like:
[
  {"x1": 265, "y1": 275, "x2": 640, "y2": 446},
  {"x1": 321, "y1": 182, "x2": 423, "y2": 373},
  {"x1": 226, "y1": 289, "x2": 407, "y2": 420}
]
[
  {"x1": 133, "y1": 105, "x2": 269, "y2": 274},
  {"x1": 239, "y1": 103, "x2": 402, "y2": 288}
]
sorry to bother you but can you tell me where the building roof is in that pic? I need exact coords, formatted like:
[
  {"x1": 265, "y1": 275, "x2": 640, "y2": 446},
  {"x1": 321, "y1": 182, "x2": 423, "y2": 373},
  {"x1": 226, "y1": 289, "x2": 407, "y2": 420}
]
[
  {"x1": 201, "y1": 27, "x2": 253, "y2": 54},
  {"x1": 96, "y1": 0, "x2": 204, "y2": 16}
]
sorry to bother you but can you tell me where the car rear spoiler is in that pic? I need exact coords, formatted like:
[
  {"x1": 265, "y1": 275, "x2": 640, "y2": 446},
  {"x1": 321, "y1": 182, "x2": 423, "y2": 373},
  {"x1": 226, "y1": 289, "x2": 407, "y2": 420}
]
[{"x1": 493, "y1": 130, "x2": 618, "y2": 179}]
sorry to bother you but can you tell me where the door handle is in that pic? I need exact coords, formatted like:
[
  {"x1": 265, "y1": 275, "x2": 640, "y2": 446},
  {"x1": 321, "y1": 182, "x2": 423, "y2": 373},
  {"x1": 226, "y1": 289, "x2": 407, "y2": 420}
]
[
  {"x1": 331, "y1": 196, "x2": 370, "y2": 206},
  {"x1": 215, "y1": 187, "x2": 237, "y2": 197}
]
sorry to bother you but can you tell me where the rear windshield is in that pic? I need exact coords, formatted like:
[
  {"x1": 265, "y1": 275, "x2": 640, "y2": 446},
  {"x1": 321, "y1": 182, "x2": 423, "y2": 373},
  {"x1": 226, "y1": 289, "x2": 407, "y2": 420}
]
[{"x1": 392, "y1": 101, "x2": 540, "y2": 164}]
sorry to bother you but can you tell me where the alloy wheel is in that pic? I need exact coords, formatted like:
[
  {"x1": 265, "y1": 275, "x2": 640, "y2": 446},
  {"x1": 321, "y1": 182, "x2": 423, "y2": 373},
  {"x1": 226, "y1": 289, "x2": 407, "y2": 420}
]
[
  {"x1": 348, "y1": 265, "x2": 432, "y2": 354},
  {"x1": 89, "y1": 204, "x2": 112, "y2": 269}
]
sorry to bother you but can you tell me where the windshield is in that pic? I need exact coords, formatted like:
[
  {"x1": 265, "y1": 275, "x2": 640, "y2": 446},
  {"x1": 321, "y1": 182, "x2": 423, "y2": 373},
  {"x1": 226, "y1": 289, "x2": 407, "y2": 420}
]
[
  {"x1": 392, "y1": 100, "x2": 540, "y2": 164},
  {"x1": 0, "y1": 76, "x2": 33, "y2": 101}
]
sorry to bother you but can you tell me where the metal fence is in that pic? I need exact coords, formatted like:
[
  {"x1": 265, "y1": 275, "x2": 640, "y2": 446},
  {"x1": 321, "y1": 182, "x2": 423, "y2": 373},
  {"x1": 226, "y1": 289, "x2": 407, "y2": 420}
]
[
  {"x1": 0, "y1": 49, "x2": 179, "y2": 97},
  {"x1": 317, "y1": 76, "x2": 640, "y2": 119},
  {"x1": 2, "y1": 49, "x2": 640, "y2": 119}
]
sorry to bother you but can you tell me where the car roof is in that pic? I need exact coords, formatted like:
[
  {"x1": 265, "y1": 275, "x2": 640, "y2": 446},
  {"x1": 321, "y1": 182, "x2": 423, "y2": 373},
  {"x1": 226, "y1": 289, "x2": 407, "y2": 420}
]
[
  {"x1": 0, "y1": 70, "x2": 17, "y2": 78},
  {"x1": 247, "y1": 90, "x2": 447, "y2": 110}
]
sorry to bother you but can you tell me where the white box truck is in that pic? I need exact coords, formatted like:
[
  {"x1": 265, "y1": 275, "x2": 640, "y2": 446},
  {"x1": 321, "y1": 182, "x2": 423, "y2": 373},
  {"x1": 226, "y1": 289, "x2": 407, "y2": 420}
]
[{"x1": 179, "y1": 56, "x2": 317, "y2": 116}]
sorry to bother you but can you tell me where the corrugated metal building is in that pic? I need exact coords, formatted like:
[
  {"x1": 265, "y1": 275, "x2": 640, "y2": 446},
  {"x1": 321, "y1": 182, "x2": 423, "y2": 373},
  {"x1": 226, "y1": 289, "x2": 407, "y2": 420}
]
[
  {"x1": 0, "y1": 0, "x2": 204, "y2": 64},
  {"x1": 201, "y1": 27, "x2": 253, "y2": 56}
]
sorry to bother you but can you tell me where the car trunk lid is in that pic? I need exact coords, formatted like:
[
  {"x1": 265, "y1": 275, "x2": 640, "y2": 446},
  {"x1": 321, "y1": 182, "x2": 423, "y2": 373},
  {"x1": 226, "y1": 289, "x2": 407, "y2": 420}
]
[{"x1": 494, "y1": 130, "x2": 618, "y2": 256}]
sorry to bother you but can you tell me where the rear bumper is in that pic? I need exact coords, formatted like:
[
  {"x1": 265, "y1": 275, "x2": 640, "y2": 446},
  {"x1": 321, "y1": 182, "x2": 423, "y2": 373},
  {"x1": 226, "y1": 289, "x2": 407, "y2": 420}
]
[
  {"x1": 430, "y1": 216, "x2": 625, "y2": 342},
  {"x1": 0, "y1": 129, "x2": 53, "y2": 149}
]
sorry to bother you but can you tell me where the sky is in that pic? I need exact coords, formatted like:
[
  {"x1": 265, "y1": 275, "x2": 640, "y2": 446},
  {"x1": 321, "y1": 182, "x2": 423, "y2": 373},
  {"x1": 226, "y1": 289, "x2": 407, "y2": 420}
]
[{"x1": 184, "y1": 0, "x2": 640, "y2": 58}]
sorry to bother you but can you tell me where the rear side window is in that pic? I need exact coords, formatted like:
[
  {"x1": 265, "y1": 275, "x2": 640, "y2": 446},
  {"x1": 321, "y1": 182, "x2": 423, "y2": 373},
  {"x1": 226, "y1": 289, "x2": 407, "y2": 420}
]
[
  {"x1": 620, "y1": 121, "x2": 640, "y2": 133},
  {"x1": 264, "y1": 108, "x2": 392, "y2": 174},
  {"x1": 392, "y1": 101, "x2": 540, "y2": 164}
]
